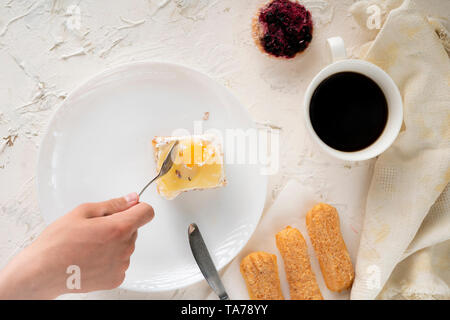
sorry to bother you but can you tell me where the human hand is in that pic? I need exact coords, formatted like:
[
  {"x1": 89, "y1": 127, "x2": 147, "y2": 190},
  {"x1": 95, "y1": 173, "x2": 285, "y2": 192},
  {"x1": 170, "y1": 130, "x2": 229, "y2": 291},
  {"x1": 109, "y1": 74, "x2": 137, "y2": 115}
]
[{"x1": 0, "y1": 192, "x2": 154, "y2": 299}]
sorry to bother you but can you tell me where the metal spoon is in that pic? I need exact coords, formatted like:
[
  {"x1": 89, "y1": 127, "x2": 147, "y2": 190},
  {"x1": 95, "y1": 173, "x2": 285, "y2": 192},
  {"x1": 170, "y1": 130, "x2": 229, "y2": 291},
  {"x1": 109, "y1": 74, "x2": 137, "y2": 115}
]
[
  {"x1": 138, "y1": 140, "x2": 179, "y2": 197},
  {"x1": 188, "y1": 223, "x2": 230, "y2": 300}
]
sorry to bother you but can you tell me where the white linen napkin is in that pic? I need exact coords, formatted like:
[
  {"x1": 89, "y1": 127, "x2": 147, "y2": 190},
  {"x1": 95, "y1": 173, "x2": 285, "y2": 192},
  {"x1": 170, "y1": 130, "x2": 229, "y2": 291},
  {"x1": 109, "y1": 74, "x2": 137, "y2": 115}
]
[{"x1": 349, "y1": 0, "x2": 450, "y2": 299}]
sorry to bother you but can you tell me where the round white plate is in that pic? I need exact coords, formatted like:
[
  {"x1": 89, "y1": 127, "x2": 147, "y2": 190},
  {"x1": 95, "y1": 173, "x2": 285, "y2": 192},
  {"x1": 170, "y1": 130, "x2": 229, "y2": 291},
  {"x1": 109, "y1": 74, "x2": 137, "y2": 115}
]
[{"x1": 37, "y1": 62, "x2": 267, "y2": 292}]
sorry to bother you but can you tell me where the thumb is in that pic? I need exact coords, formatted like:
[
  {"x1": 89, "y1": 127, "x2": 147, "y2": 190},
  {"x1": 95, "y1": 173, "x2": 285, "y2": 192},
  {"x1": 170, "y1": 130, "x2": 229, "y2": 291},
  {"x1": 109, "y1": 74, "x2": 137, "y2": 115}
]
[
  {"x1": 108, "y1": 202, "x2": 155, "y2": 230},
  {"x1": 82, "y1": 192, "x2": 139, "y2": 218}
]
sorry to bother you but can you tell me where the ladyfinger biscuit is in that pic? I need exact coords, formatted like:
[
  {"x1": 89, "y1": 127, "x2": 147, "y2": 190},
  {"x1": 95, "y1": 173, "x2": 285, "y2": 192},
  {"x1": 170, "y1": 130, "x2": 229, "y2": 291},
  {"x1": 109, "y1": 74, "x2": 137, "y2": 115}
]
[
  {"x1": 306, "y1": 203, "x2": 354, "y2": 292},
  {"x1": 240, "y1": 252, "x2": 284, "y2": 300},
  {"x1": 276, "y1": 226, "x2": 323, "y2": 300}
]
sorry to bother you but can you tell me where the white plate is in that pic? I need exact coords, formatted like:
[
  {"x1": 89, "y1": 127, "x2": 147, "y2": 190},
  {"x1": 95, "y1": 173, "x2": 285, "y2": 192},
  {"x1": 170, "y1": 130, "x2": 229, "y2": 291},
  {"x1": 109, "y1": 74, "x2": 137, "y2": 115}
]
[{"x1": 37, "y1": 62, "x2": 267, "y2": 292}]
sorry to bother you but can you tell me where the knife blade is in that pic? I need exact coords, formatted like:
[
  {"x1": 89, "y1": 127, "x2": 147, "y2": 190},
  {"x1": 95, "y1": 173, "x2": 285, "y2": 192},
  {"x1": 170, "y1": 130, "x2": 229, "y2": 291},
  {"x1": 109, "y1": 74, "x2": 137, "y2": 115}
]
[{"x1": 188, "y1": 223, "x2": 230, "y2": 300}]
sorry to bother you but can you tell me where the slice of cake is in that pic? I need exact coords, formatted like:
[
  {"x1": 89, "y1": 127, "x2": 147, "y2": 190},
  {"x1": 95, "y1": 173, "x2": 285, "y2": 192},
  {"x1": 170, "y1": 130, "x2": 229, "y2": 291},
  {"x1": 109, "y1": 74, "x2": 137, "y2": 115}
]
[{"x1": 152, "y1": 135, "x2": 226, "y2": 200}]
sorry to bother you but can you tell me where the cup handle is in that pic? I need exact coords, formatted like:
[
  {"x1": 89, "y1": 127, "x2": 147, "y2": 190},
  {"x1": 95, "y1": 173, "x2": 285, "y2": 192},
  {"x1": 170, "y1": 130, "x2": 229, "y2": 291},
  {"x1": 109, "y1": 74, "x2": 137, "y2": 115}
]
[{"x1": 327, "y1": 37, "x2": 347, "y2": 62}]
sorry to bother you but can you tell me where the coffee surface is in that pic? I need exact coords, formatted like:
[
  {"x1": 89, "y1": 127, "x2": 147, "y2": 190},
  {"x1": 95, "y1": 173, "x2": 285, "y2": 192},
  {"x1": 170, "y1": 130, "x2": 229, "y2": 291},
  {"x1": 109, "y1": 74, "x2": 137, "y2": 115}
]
[{"x1": 309, "y1": 72, "x2": 388, "y2": 152}]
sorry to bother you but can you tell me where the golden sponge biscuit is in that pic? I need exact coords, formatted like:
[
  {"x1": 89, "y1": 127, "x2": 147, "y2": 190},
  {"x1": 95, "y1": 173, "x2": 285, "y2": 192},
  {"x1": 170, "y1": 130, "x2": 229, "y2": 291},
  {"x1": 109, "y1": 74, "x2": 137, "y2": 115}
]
[
  {"x1": 306, "y1": 203, "x2": 354, "y2": 292},
  {"x1": 240, "y1": 252, "x2": 284, "y2": 300},
  {"x1": 276, "y1": 226, "x2": 323, "y2": 300}
]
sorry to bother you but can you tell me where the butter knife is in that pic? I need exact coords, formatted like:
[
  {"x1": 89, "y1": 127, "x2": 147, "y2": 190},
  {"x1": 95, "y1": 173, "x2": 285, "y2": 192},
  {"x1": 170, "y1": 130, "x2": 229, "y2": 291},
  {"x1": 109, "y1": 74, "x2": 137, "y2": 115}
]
[{"x1": 188, "y1": 223, "x2": 230, "y2": 300}]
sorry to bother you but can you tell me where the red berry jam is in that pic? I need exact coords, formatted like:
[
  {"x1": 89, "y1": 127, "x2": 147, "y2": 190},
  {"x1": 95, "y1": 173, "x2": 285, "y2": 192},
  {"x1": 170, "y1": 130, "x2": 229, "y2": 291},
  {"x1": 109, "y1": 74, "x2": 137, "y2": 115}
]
[{"x1": 257, "y1": 0, "x2": 313, "y2": 58}]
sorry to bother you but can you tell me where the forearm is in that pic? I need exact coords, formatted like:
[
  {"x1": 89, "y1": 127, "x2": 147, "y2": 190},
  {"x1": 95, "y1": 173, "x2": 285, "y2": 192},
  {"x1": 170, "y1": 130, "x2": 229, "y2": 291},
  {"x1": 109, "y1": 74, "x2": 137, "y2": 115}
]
[{"x1": 0, "y1": 247, "x2": 66, "y2": 300}]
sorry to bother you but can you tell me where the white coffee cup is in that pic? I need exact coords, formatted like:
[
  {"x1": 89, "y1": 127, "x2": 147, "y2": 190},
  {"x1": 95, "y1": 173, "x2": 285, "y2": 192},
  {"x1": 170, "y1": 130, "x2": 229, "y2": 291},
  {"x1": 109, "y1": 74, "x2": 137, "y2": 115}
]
[{"x1": 304, "y1": 37, "x2": 403, "y2": 161}]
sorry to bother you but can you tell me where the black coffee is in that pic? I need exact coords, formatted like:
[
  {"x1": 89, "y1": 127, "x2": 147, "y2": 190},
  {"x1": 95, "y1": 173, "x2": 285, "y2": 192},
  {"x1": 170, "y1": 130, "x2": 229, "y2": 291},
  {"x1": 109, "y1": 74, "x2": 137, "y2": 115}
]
[{"x1": 309, "y1": 72, "x2": 388, "y2": 152}]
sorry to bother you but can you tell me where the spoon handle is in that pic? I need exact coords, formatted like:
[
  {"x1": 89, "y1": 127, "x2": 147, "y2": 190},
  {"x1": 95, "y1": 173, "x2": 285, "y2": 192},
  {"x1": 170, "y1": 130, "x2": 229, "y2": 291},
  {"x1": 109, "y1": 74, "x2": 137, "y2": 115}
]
[
  {"x1": 138, "y1": 174, "x2": 159, "y2": 197},
  {"x1": 138, "y1": 140, "x2": 178, "y2": 198}
]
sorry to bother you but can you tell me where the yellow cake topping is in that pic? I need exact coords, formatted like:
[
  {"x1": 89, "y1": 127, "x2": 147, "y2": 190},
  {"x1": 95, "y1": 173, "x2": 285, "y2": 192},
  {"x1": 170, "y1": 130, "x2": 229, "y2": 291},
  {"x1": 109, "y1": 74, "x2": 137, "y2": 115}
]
[{"x1": 152, "y1": 135, "x2": 226, "y2": 200}]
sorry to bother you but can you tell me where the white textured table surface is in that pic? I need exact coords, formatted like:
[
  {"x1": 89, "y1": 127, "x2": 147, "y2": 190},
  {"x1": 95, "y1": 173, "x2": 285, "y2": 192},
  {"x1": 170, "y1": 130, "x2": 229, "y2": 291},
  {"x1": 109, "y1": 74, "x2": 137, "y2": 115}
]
[{"x1": 0, "y1": 0, "x2": 447, "y2": 299}]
